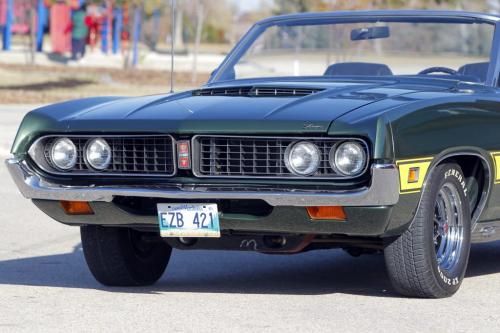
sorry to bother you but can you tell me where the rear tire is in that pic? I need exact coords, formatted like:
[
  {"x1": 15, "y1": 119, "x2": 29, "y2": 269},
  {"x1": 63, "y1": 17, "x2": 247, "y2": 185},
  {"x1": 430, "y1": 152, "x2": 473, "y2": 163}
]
[
  {"x1": 384, "y1": 163, "x2": 471, "y2": 298},
  {"x1": 81, "y1": 226, "x2": 172, "y2": 286}
]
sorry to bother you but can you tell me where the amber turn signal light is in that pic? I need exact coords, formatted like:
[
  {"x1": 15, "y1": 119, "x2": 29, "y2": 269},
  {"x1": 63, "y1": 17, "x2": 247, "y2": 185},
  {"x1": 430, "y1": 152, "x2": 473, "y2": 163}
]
[
  {"x1": 60, "y1": 201, "x2": 94, "y2": 215},
  {"x1": 408, "y1": 167, "x2": 420, "y2": 184},
  {"x1": 307, "y1": 206, "x2": 346, "y2": 220}
]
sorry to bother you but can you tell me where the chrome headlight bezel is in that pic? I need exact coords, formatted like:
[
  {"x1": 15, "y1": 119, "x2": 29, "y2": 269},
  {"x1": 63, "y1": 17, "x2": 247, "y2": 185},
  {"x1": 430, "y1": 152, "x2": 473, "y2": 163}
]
[
  {"x1": 85, "y1": 138, "x2": 112, "y2": 170},
  {"x1": 284, "y1": 141, "x2": 321, "y2": 176},
  {"x1": 48, "y1": 137, "x2": 78, "y2": 171},
  {"x1": 330, "y1": 141, "x2": 367, "y2": 177}
]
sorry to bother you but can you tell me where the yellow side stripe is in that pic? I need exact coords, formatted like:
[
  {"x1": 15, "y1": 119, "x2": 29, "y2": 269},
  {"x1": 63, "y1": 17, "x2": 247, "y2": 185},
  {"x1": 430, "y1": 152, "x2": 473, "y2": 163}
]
[
  {"x1": 396, "y1": 157, "x2": 434, "y2": 194},
  {"x1": 490, "y1": 152, "x2": 500, "y2": 184},
  {"x1": 397, "y1": 151, "x2": 500, "y2": 192}
]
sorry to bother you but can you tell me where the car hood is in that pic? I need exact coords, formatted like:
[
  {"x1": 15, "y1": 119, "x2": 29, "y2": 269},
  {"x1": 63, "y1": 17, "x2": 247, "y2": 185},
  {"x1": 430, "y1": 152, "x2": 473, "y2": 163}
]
[{"x1": 40, "y1": 79, "x2": 452, "y2": 135}]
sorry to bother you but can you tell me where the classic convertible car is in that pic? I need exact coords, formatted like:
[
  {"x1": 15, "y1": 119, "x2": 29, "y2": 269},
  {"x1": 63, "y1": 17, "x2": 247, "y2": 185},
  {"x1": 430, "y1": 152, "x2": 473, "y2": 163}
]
[{"x1": 6, "y1": 10, "x2": 500, "y2": 298}]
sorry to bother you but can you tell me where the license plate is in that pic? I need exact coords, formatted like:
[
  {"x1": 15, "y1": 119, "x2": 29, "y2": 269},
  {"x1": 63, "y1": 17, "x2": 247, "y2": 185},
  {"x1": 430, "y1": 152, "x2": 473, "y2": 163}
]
[{"x1": 157, "y1": 203, "x2": 221, "y2": 238}]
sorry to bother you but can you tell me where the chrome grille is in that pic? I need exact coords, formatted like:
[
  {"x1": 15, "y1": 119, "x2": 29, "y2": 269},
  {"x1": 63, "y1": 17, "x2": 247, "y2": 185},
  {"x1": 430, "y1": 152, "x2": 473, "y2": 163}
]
[
  {"x1": 42, "y1": 135, "x2": 175, "y2": 176},
  {"x1": 193, "y1": 136, "x2": 368, "y2": 179}
]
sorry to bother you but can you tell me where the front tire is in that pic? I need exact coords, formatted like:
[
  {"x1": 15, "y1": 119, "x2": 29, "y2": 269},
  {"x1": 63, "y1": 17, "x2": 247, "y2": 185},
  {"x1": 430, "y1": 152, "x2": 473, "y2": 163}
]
[
  {"x1": 384, "y1": 163, "x2": 471, "y2": 298},
  {"x1": 81, "y1": 226, "x2": 172, "y2": 286}
]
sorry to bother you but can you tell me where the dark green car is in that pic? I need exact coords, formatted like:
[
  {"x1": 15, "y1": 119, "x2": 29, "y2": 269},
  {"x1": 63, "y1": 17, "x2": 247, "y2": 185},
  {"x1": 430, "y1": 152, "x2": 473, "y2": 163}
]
[{"x1": 6, "y1": 10, "x2": 500, "y2": 298}]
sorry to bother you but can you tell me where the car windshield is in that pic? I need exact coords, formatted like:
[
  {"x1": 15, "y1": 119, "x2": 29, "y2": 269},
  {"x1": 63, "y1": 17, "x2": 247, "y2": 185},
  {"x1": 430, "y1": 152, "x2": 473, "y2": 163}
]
[{"x1": 213, "y1": 16, "x2": 495, "y2": 83}]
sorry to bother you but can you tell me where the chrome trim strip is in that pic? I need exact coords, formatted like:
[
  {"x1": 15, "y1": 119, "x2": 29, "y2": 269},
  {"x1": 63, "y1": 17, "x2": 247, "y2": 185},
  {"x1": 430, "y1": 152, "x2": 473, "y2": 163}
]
[
  {"x1": 6, "y1": 158, "x2": 399, "y2": 207},
  {"x1": 191, "y1": 135, "x2": 370, "y2": 180},
  {"x1": 28, "y1": 134, "x2": 177, "y2": 177}
]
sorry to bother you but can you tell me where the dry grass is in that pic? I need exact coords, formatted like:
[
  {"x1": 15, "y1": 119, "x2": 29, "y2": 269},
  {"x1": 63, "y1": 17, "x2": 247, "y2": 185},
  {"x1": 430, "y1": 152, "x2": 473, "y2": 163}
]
[{"x1": 0, "y1": 63, "x2": 209, "y2": 104}]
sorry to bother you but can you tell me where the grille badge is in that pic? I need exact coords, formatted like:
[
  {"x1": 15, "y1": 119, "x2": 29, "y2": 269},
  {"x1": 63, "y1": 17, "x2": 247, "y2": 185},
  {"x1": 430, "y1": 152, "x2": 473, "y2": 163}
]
[{"x1": 177, "y1": 140, "x2": 191, "y2": 169}]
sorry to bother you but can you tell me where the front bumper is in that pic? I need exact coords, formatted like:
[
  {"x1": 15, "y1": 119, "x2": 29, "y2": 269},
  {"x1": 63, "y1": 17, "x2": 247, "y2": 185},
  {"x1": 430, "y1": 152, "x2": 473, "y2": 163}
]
[
  {"x1": 6, "y1": 158, "x2": 400, "y2": 207},
  {"x1": 32, "y1": 199, "x2": 394, "y2": 236}
]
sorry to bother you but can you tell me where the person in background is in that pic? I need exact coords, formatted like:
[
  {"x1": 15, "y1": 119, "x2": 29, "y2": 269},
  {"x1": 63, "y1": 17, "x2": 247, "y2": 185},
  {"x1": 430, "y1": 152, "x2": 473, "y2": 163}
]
[
  {"x1": 86, "y1": 3, "x2": 101, "y2": 52},
  {"x1": 67, "y1": 4, "x2": 90, "y2": 61}
]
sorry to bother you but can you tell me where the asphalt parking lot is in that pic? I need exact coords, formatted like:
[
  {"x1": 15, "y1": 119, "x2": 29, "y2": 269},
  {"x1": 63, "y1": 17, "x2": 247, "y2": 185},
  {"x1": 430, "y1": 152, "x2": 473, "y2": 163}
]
[{"x1": 0, "y1": 105, "x2": 499, "y2": 332}]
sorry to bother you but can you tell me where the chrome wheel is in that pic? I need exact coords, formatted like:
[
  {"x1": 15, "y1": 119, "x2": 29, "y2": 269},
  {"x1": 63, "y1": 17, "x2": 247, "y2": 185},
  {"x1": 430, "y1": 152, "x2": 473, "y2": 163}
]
[
  {"x1": 433, "y1": 183, "x2": 465, "y2": 271},
  {"x1": 385, "y1": 163, "x2": 471, "y2": 298}
]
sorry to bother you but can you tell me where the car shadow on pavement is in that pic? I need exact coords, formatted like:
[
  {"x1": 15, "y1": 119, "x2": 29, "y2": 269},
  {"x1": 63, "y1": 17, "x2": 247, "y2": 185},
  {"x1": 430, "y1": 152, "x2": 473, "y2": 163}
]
[{"x1": 0, "y1": 242, "x2": 498, "y2": 297}]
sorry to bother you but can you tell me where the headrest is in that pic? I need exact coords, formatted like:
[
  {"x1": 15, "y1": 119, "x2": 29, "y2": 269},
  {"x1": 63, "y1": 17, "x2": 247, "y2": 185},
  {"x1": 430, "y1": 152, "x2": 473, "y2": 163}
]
[{"x1": 457, "y1": 62, "x2": 489, "y2": 82}]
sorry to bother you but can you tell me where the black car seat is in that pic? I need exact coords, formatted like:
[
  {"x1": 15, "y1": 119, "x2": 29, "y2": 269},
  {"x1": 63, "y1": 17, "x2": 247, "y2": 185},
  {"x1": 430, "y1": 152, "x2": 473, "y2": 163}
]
[
  {"x1": 324, "y1": 62, "x2": 393, "y2": 76},
  {"x1": 457, "y1": 62, "x2": 489, "y2": 83}
]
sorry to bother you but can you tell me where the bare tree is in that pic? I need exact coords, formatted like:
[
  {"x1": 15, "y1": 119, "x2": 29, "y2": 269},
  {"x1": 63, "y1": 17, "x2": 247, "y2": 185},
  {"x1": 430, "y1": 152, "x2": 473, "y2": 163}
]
[
  {"x1": 18, "y1": 0, "x2": 37, "y2": 65},
  {"x1": 191, "y1": 0, "x2": 205, "y2": 83},
  {"x1": 174, "y1": 4, "x2": 184, "y2": 50},
  {"x1": 28, "y1": 1, "x2": 37, "y2": 65}
]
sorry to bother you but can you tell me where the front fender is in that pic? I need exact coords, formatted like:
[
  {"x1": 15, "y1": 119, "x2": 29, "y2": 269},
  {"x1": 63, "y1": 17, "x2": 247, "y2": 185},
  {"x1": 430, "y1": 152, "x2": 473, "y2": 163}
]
[
  {"x1": 10, "y1": 96, "x2": 123, "y2": 156},
  {"x1": 382, "y1": 96, "x2": 500, "y2": 235}
]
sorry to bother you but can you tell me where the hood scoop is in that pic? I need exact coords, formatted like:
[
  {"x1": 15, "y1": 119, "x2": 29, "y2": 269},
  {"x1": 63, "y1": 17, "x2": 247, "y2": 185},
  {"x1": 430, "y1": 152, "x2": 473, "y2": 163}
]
[{"x1": 193, "y1": 86, "x2": 324, "y2": 97}]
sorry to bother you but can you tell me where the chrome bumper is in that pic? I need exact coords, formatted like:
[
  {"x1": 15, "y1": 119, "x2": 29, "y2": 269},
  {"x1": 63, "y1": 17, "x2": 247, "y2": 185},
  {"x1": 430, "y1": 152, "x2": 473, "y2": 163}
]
[{"x1": 5, "y1": 158, "x2": 400, "y2": 207}]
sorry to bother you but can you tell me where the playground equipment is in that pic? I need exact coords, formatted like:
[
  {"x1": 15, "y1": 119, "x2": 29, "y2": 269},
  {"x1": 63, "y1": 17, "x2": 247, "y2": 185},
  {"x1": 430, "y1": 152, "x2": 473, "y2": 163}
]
[{"x1": 1, "y1": 0, "x2": 127, "y2": 57}]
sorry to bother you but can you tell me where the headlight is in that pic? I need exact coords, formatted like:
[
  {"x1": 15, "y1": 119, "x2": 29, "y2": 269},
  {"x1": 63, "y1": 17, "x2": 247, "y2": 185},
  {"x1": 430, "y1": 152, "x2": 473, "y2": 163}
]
[
  {"x1": 86, "y1": 138, "x2": 111, "y2": 170},
  {"x1": 50, "y1": 138, "x2": 77, "y2": 170},
  {"x1": 285, "y1": 141, "x2": 320, "y2": 176},
  {"x1": 331, "y1": 141, "x2": 366, "y2": 176}
]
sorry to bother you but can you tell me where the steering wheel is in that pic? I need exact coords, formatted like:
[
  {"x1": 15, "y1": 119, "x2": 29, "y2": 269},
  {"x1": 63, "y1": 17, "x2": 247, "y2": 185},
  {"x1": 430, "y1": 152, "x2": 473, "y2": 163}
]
[{"x1": 418, "y1": 67, "x2": 458, "y2": 75}]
